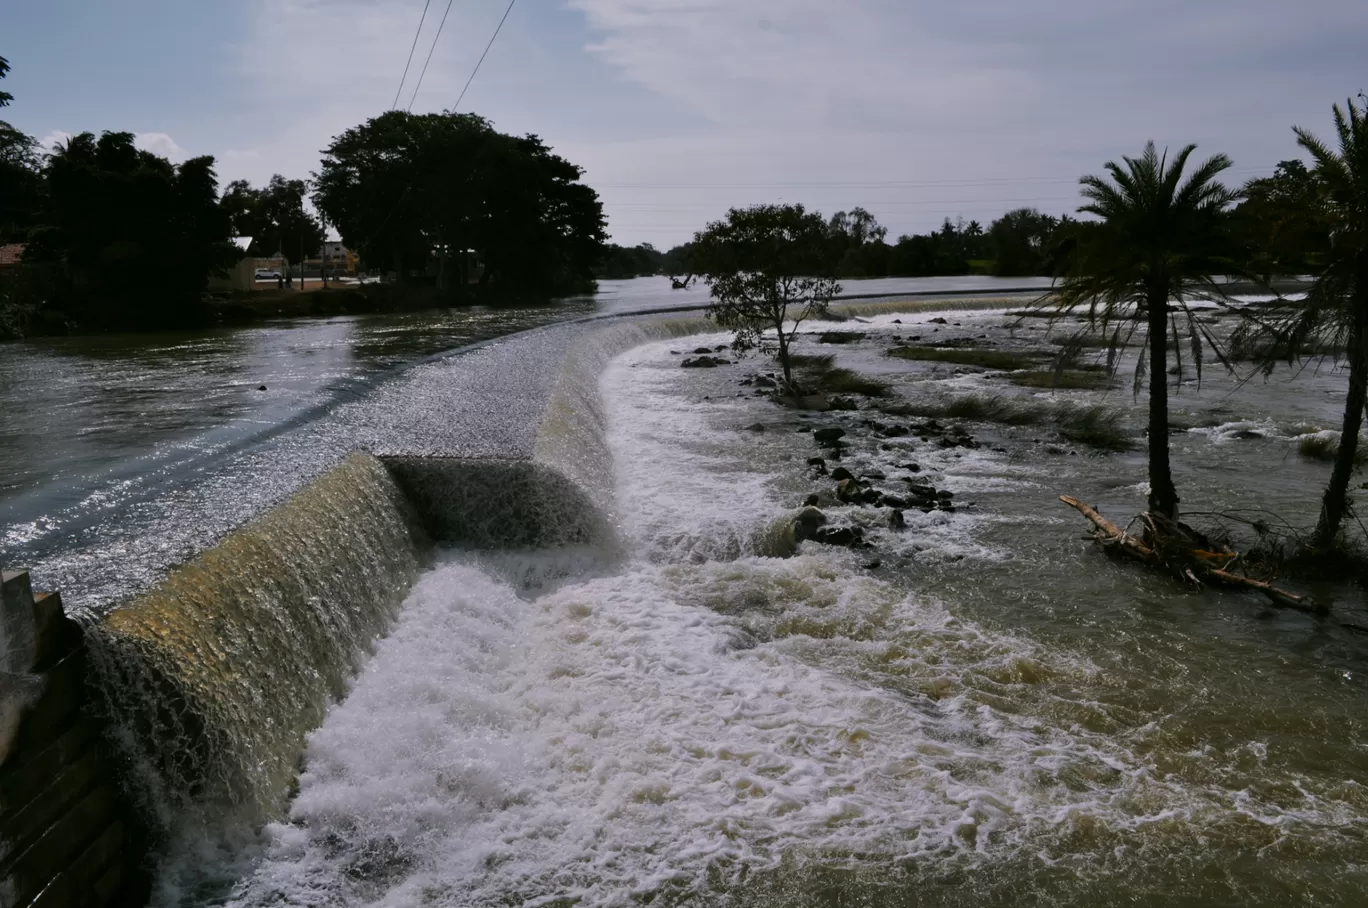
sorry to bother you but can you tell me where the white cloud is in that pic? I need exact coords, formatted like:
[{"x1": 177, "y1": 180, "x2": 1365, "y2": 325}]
[
  {"x1": 215, "y1": 0, "x2": 1367, "y2": 247},
  {"x1": 38, "y1": 130, "x2": 73, "y2": 152},
  {"x1": 135, "y1": 132, "x2": 185, "y2": 161}
]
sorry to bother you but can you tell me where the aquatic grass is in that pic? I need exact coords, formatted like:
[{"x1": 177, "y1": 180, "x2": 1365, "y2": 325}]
[
  {"x1": 1006, "y1": 369, "x2": 1114, "y2": 390},
  {"x1": 1298, "y1": 431, "x2": 1368, "y2": 465},
  {"x1": 881, "y1": 392, "x2": 1132, "y2": 451},
  {"x1": 886, "y1": 346, "x2": 1048, "y2": 370},
  {"x1": 791, "y1": 352, "x2": 890, "y2": 396}
]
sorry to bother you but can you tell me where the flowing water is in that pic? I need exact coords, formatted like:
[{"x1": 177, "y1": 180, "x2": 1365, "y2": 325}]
[{"x1": 195, "y1": 308, "x2": 1368, "y2": 907}]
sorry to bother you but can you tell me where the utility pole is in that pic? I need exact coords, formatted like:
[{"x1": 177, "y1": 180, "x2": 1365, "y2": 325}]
[{"x1": 299, "y1": 233, "x2": 305, "y2": 291}]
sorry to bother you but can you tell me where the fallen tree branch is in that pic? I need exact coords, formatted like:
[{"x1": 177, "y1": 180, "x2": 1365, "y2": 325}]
[{"x1": 1059, "y1": 495, "x2": 1316, "y2": 613}]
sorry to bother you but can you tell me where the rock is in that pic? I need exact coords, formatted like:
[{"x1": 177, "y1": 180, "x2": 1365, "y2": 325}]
[
  {"x1": 682, "y1": 356, "x2": 729, "y2": 368},
  {"x1": 901, "y1": 462, "x2": 921, "y2": 472},
  {"x1": 830, "y1": 466, "x2": 855, "y2": 482},
  {"x1": 754, "y1": 375, "x2": 778, "y2": 389},
  {"x1": 813, "y1": 427, "x2": 846, "y2": 444},
  {"x1": 929, "y1": 317, "x2": 948, "y2": 324},
  {"x1": 693, "y1": 346, "x2": 714, "y2": 354},
  {"x1": 1233, "y1": 429, "x2": 1263, "y2": 440},
  {"x1": 861, "y1": 470, "x2": 887, "y2": 481},
  {"x1": 803, "y1": 493, "x2": 820, "y2": 507},
  {"x1": 807, "y1": 456, "x2": 827, "y2": 468},
  {"x1": 893, "y1": 319, "x2": 903, "y2": 324},
  {"x1": 837, "y1": 478, "x2": 862, "y2": 503},
  {"x1": 887, "y1": 509, "x2": 906, "y2": 530},
  {"x1": 744, "y1": 423, "x2": 766, "y2": 433},
  {"x1": 714, "y1": 345, "x2": 729, "y2": 352},
  {"x1": 862, "y1": 560, "x2": 883, "y2": 570},
  {"x1": 882, "y1": 494, "x2": 911, "y2": 509},
  {"x1": 797, "y1": 426, "x2": 812, "y2": 433},
  {"x1": 910, "y1": 335, "x2": 922, "y2": 341},
  {"x1": 828, "y1": 396, "x2": 859, "y2": 411},
  {"x1": 880, "y1": 424, "x2": 909, "y2": 438},
  {"x1": 859, "y1": 487, "x2": 885, "y2": 506},
  {"x1": 256, "y1": 385, "x2": 267, "y2": 391},
  {"x1": 811, "y1": 525, "x2": 863, "y2": 546},
  {"x1": 792, "y1": 506, "x2": 829, "y2": 542}
]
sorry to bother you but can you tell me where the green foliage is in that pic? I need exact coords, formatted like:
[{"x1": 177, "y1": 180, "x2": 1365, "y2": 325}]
[
  {"x1": 883, "y1": 391, "x2": 1130, "y2": 450},
  {"x1": 1234, "y1": 160, "x2": 1327, "y2": 276},
  {"x1": 1238, "y1": 97, "x2": 1368, "y2": 547},
  {"x1": 21, "y1": 131, "x2": 235, "y2": 328},
  {"x1": 221, "y1": 176, "x2": 324, "y2": 266},
  {"x1": 790, "y1": 352, "x2": 890, "y2": 396},
  {"x1": 1050, "y1": 140, "x2": 1239, "y2": 516},
  {"x1": 314, "y1": 110, "x2": 606, "y2": 296},
  {"x1": 597, "y1": 242, "x2": 663, "y2": 279},
  {"x1": 0, "y1": 55, "x2": 12, "y2": 108},
  {"x1": 691, "y1": 203, "x2": 841, "y2": 388},
  {"x1": 0, "y1": 121, "x2": 42, "y2": 244},
  {"x1": 1006, "y1": 369, "x2": 1113, "y2": 390}
]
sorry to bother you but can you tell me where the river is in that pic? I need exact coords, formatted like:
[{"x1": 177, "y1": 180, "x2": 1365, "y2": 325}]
[{"x1": 0, "y1": 276, "x2": 1046, "y2": 612}]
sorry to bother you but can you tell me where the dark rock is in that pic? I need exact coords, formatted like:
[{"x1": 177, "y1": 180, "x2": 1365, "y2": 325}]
[
  {"x1": 812, "y1": 525, "x2": 864, "y2": 546},
  {"x1": 887, "y1": 509, "x2": 906, "y2": 531},
  {"x1": 797, "y1": 426, "x2": 812, "y2": 433},
  {"x1": 1233, "y1": 429, "x2": 1263, "y2": 440},
  {"x1": 862, "y1": 560, "x2": 883, "y2": 570},
  {"x1": 257, "y1": 385, "x2": 267, "y2": 391},
  {"x1": 803, "y1": 493, "x2": 820, "y2": 507},
  {"x1": 882, "y1": 495, "x2": 911, "y2": 509},
  {"x1": 859, "y1": 488, "x2": 885, "y2": 506},
  {"x1": 880, "y1": 424, "x2": 909, "y2": 438},
  {"x1": 693, "y1": 346, "x2": 714, "y2": 354},
  {"x1": 754, "y1": 375, "x2": 778, "y2": 389},
  {"x1": 900, "y1": 462, "x2": 921, "y2": 472},
  {"x1": 813, "y1": 427, "x2": 847, "y2": 444},
  {"x1": 792, "y1": 506, "x2": 829, "y2": 542},
  {"x1": 910, "y1": 335, "x2": 922, "y2": 341},
  {"x1": 683, "y1": 356, "x2": 729, "y2": 368},
  {"x1": 670, "y1": 350, "x2": 681, "y2": 355},
  {"x1": 744, "y1": 423, "x2": 766, "y2": 432},
  {"x1": 837, "y1": 478, "x2": 862, "y2": 503},
  {"x1": 830, "y1": 466, "x2": 855, "y2": 482},
  {"x1": 862, "y1": 470, "x2": 887, "y2": 481},
  {"x1": 828, "y1": 396, "x2": 859, "y2": 411},
  {"x1": 929, "y1": 317, "x2": 948, "y2": 324},
  {"x1": 892, "y1": 319, "x2": 903, "y2": 324},
  {"x1": 807, "y1": 456, "x2": 827, "y2": 468},
  {"x1": 715, "y1": 345, "x2": 729, "y2": 352}
]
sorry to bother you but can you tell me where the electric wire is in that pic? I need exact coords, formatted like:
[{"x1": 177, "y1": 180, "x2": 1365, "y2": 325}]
[{"x1": 391, "y1": 0, "x2": 433, "y2": 110}]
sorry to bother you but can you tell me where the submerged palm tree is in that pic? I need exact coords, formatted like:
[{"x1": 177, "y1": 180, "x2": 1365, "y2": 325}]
[
  {"x1": 1052, "y1": 142, "x2": 1239, "y2": 519},
  {"x1": 1248, "y1": 98, "x2": 1368, "y2": 549}
]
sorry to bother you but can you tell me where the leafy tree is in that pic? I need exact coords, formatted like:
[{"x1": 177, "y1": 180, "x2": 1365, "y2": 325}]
[
  {"x1": 1241, "y1": 100, "x2": 1368, "y2": 549},
  {"x1": 990, "y1": 208, "x2": 1063, "y2": 276},
  {"x1": 0, "y1": 115, "x2": 42, "y2": 244},
  {"x1": 597, "y1": 242, "x2": 664, "y2": 279},
  {"x1": 1051, "y1": 141, "x2": 1239, "y2": 519},
  {"x1": 221, "y1": 176, "x2": 323, "y2": 272},
  {"x1": 0, "y1": 56, "x2": 13, "y2": 108},
  {"x1": 691, "y1": 204, "x2": 840, "y2": 389},
  {"x1": 23, "y1": 131, "x2": 234, "y2": 326},
  {"x1": 314, "y1": 110, "x2": 606, "y2": 295},
  {"x1": 1235, "y1": 160, "x2": 1326, "y2": 277}
]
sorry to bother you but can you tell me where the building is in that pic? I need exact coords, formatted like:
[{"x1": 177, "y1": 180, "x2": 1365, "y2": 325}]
[{"x1": 0, "y1": 243, "x2": 26, "y2": 268}]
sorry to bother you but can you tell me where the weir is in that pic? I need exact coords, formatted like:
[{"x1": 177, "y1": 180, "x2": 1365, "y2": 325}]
[
  {"x1": 0, "y1": 310, "x2": 722, "y2": 906},
  {"x1": 0, "y1": 298, "x2": 1028, "y2": 906}
]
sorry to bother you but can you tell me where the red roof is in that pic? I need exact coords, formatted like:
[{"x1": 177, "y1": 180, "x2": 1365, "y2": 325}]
[{"x1": 0, "y1": 244, "x2": 26, "y2": 266}]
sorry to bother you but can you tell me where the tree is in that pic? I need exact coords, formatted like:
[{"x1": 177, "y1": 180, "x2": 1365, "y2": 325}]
[
  {"x1": 314, "y1": 110, "x2": 606, "y2": 295},
  {"x1": 1243, "y1": 100, "x2": 1368, "y2": 549},
  {"x1": 1235, "y1": 160, "x2": 1326, "y2": 277},
  {"x1": 691, "y1": 204, "x2": 841, "y2": 389},
  {"x1": 0, "y1": 56, "x2": 13, "y2": 108},
  {"x1": 990, "y1": 208, "x2": 1062, "y2": 276},
  {"x1": 23, "y1": 131, "x2": 234, "y2": 327},
  {"x1": 1052, "y1": 141, "x2": 1239, "y2": 519}
]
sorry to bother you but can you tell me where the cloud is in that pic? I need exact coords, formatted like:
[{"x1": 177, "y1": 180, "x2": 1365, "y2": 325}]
[
  {"x1": 38, "y1": 130, "x2": 73, "y2": 152},
  {"x1": 135, "y1": 132, "x2": 185, "y2": 161},
  {"x1": 218, "y1": 0, "x2": 1368, "y2": 246}
]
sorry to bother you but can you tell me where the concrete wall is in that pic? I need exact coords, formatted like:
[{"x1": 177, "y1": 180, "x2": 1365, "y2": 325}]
[{"x1": 0, "y1": 571, "x2": 145, "y2": 908}]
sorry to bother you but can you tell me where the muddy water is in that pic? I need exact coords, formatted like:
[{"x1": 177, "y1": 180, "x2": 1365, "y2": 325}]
[{"x1": 215, "y1": 309, "x2": 1367, "y2": 907}]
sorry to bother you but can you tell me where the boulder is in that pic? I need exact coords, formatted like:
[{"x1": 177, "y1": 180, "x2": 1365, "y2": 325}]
[
  {"x1": 887, "y1": 508, "x2": 906, "y2": 530},
  {"x1": 693, "y1": 346, "x2": 714, "y2": 354},
  {"x1": 803, "y1": 493, "x2": 820, "y2": 507},
  {"x1": 830, "y1": 466, "x2": 855, "y2": 482},
  {"x1": 813, "y1": 427, "x2": 846, "y2": 444},
  {"x1": 828, "y1": 396, "x2": 859, "y2": 411},
  {"x1": 754, "y1": 375, "x2": 778, "y2": 389},
  {"x1": 811, "y1": 525, "x2": 863, "y2": 546},
  {"x1": 682, "y1": 356, "x2": 727, "y2": 368},
  {"x1": 836, "y1": 478, "x2": 862, "y2": 503}
]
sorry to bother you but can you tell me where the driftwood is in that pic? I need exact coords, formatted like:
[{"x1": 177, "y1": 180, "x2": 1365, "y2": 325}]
[{"x1": 1060, "y1": 495, "x2": 1317, "y2": 613}]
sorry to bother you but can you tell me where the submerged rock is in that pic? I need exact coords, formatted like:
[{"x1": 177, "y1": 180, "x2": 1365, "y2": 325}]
[
  {"x1": 744, "y1": 423, "x2": 766, "y2": 432},
  {"x1": 887, "y1": 509, "x2": 907, "y2": 530},
  {"x1": 811, "y1": 525, "x2": 864, "y2": 546},
  {"x1": 813, "y1": 427, "x2": 846, "y2": 444},
  {"x1": 682, "y1": 356, "x2": 730, "y2": 368},
  {"x1": 828, "y1": 396, "x2": 859, "y2": 411},
  {"x1": 803, "y1": 493, "x2": 820, "y2": 507}
]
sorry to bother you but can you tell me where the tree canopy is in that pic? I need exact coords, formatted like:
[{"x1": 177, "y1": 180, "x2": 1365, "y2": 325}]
[
  {"x1": 22, "y1": 131, "x2": 235, "y2": 327},
  {"x1": 313, "y1": 110, "x2": 606, "y2": 296},
  {"x1": 222, "y1": 175, "x2": 324, "y2": 265},
  {"x1": 691, "y1": 203, "x2": 840, "y2": 389}
]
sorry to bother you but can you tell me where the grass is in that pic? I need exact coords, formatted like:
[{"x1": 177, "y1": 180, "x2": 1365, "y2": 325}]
[
  {"x1": 790, "y1": 353, "x2": 890, "y2": 397},
  {"x1": 886, "y1": 346, "x2": 1047, "y2": 370},
  {"x1": 1007, "y1": 369, "x2": 1114, "y2": 390},
  {"x1": 1298, "y1": 431, "x2": 1368, "y2": 466},
  {"x1": 882, "y1": 392, "x2": 1132, "y2": 451}
]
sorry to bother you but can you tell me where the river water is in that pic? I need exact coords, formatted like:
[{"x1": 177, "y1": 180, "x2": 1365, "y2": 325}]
[{"x1": 198, "y1": 306, "x2": 1368, "y2": 906}]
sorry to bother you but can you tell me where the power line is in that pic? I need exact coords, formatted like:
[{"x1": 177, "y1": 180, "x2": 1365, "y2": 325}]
[
  {"x1": 454, "y1": 0, "x2": 517, "y2": 111},
  {"x1": 391, "y1": 0, "x2": 433, "y2": 110},
  {"x1": 408, "y1": 0, "x2": 457, "y2": 111}
]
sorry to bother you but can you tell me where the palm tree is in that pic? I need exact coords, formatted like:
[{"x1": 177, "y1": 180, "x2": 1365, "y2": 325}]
[
  {"x1": 1053, "y1": 142, "x2": 1239, "y2": 519},
  {"x1": 1251, "y1": 99, "x2": 1368, "y2": 549}
]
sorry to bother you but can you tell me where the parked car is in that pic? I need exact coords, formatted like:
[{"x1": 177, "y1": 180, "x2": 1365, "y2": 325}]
[{"x1": 254, "y1": 269, "x2": 282, "y2": 280}]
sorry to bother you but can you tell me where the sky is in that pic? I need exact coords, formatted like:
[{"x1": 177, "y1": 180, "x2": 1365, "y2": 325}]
[{"x1": 3, "y1": 0, "x2": 1365, "y2": 248}]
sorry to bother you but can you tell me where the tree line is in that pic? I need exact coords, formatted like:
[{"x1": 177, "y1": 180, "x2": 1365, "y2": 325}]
[
  {"x1": 0, "y1": 56, "x2": 608, "y2": 337},
  {"x1": 690, "y1": 95, "x2": 1365, "y2": 562}
]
